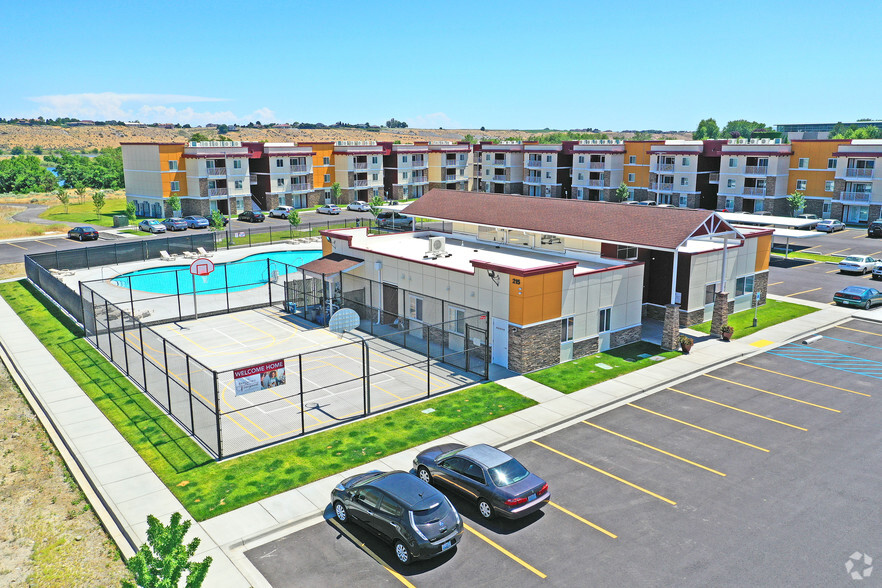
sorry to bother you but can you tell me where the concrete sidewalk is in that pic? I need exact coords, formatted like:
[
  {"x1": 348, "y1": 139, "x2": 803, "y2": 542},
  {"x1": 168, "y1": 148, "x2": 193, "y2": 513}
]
[{"x1": 0, "y1": 289, "x2": 867, "y2": 587}]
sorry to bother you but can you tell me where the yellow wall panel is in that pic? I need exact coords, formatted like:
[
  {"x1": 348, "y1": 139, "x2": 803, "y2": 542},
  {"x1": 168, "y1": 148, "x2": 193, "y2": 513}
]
[{"x1": 754, "y1": 234, "x2": 771, "y2": 272}]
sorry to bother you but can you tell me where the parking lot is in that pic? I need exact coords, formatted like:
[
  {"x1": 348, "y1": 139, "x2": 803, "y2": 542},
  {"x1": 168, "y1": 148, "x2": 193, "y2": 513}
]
[{"x1": 246, "y1": 317, "x2": 882, "y2": 586}]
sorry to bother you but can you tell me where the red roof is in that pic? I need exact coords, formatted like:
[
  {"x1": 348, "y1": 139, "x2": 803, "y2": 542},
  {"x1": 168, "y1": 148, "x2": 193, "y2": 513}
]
[
  {"x1": 402, "y1": 190, "x2": 737, "y2": 250},
  {"x1": 298, "y1": 253, "x2": 363, "y2": 275}
]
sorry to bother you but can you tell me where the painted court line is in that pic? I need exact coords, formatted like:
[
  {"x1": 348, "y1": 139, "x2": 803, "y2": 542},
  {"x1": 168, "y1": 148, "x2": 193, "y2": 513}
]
[
  {"x1": 463, "y1": 524, "x2": 547, "y2": 579},
  {"x1": 702, "y1": 374, "x2": 840, "y2": 412},
  {"x1": 735, "y1": 362, "x2": 870, "y2": 397},
  {"x1": 583, "y1": 421, "x2": 726, "y2": 476},
  {"x1": 531, "y1": 440, "x2": 676, "y2": 505},
  {"x1": 547, "y1": 501, "x2": 617, "y2": 539},
  {"x1": 627, "y1": 404, "x2": 769, "y2": 452},
  {"x1": 328, "y1": 519, "x2": 416, "y2": 588},
  {"x1": 668, "y1": 388, "x2": 807, "y2": 431}
]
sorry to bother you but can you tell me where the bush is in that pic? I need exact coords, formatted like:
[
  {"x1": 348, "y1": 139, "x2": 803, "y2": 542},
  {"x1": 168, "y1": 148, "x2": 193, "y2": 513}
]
[
  {"x1": 10, "y1": 146, "x2": 24, "y2": 155},
  {"x1": 125, "y1": 202, "x2": 137, "y2": 223}
]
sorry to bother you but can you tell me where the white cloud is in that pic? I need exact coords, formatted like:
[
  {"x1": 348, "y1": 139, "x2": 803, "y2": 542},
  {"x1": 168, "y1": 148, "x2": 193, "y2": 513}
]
[
  {"x1": 406, "y1": 112, "x2": 461, "y2": 129},
  {"x1": 26, "y1": 92, "x2": 274, "y2": 126}
]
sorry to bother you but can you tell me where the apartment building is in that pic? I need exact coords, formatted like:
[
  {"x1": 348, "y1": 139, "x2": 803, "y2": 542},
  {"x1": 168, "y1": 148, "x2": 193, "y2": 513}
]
[
  {"x1": 718, "y1": 139, "x2": 793, "y2": 214},
  {"x1": 245, "y1": 142, "x2": 316, "y2": 210},
  {"x1": 298, "y1": 141, "x2": 336, "y2": 204},
  {"x1": 426, "y1": 142, "x2": 472, "y2": 192},
  {"x1": 522, "y1": 143, "x2": 572, "y2": 198},
  {"x1": 648, "y1": 140, "x2": 721, "y2": 209},
  {"x1": 333, "y1": 141, "x2": 384, "y2": 203},
  {"x1": 570, "y1": 140, "x2": 625, "y2": 201},
  {"x1": 476, "y1": 142, "x2": 525, "y2": 194},
  {"x1": 832, "y1": 140, "x2": 882, "y2": 224},
  {"x1": 380, "y1": 143, "x2": 430, "y2": 200}
]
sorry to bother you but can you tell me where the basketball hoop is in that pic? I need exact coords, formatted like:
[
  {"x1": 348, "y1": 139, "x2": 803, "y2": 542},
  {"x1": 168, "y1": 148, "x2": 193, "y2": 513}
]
[{"x1": 189, "y1": 258, "x2": 215, "y2": 319}]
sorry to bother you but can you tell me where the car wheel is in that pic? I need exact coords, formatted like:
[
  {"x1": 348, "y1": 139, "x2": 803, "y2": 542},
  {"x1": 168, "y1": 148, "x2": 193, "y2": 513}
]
[
  {"x1": 393, "y1": 540, "x2": 412, "y2": 565},
  {"x1": 864, "y1": 300, "x2": 871, "y2": 310},
  {"x1": 417, "y1": 466, "x2": 432, "y2": 485},
  {"x1": 477, "y1": 498, "x2": 493, "y2": 520},
  {"x1": 78, "y1": 234, "x2": 84, "y2": 241},
  {"x1": 333, "y1": 501, "x2": 349, "y2": 524}
]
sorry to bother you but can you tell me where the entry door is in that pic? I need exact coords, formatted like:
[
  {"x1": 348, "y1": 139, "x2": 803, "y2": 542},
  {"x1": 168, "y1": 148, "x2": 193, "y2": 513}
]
[
  {"x1": 491, "y1": 318, "x2": 509, "y2": 369},
  {"x1": 381, "y1": 283, "x2": 398, "y2": 325}
]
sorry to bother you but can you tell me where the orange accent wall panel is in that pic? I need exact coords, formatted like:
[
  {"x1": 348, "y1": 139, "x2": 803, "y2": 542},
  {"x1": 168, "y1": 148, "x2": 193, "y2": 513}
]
[{"x1": 754, "y1": 234, "x2": 772, "y2": 272}]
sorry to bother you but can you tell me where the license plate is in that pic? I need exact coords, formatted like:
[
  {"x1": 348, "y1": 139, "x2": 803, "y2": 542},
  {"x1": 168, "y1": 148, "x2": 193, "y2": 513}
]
[
  {"x1": 528, "y1": 493, "x2": 536, "y2": 502},
  {"x1": 442, "y1": 540, "x2": 452, "y2": 551}
]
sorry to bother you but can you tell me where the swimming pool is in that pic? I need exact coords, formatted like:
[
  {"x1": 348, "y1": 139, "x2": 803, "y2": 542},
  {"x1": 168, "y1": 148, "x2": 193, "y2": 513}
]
[{"x1": 112, "y1": 250, "x2": 323, "y2": 295}]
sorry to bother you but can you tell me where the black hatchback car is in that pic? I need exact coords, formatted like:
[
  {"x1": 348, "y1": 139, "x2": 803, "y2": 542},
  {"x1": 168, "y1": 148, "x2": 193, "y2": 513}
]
[
  {"x1": 237, "y1": 210, "x2": 265, "y2": 223},
  {"x1": 67, "y1": 226, "x2": 99, "y2": 241},
  {"x1": 331, "y1": 470, "x2": 463, "y2": 565},
  {"x1": 414, "y1": 443, "x2": 549, "y2": 520},
  {"x1": 869, "y1": 220, "x2": 882, "y2": 238}
]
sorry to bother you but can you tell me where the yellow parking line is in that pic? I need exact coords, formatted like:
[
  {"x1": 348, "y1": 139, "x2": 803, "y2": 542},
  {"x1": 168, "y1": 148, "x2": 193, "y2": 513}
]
[
  {"x1": 328, "y1": 519, "x2": 416, "y2": 588},
  {"x1": 836, "y1": 325, "x2": 882, "y2": 337},
  {"x1": 669, "y1": 388, "x2": 807, "y2": 431},
  {"x1": 852, "y1": 233, "x2": 868, "y2": 239},
  {"x1": 826, "y1": 268, "x2": 841, "y2": 273},
  {"x1": 583, "y1": 421, "x2": 726, "y2": 477},
  {"x1": 627, "y1": 404, "x2": 769, "y2": 452},
  {"x1": 547, "y1": 501, "x2": 617, "y2": 539},
  {"x1": 735, "y1": 362, "x2": 870, "y2": 397},
  {"x1": 831, "y1": 248, "x2": 851, "y2": 254},
  {"x1": 464, "y1": 524, "x2": 547, "y2": 579},
  {"x1": 4, "y1": 242, "x2": 26, "y2": 249},
  {"x1": 784, "y1": 287, "x2": 821, "y2": 297},
  {"x1": 767, "y1": 281, "x2": 784, "y2": 286},
  {"x1": 34, "y1": 239, "x2": 57, "y2": 247},
  {"x1": 702, "y1": 374, "x2": 840, "y2": 412},
  {"x1": 531, "y1": 440, "x2": 676, "y2": 505}
]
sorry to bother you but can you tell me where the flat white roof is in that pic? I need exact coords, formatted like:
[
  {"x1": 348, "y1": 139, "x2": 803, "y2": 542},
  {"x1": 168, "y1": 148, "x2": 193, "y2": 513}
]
[{"x1": 719, "y1": 212, "x2": 818, "y2": 229}]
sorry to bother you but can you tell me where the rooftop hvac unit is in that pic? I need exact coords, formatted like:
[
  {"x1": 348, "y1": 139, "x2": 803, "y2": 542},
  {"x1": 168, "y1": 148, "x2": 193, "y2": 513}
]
[
  {"x1": 758, "y1": 138, "x2": 770, "y2": 144},
  {"x1": 425, "y1": 236, "x2": 450, "y2": 258},
  {"x1": 774, "y1": 138, "x2": 782, "y2": 144}
]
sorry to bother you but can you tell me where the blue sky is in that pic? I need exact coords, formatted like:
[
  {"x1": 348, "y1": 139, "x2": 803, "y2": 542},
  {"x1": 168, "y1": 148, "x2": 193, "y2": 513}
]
[{"x1": 2, "y1": 0, "x2": 879, "y2": 130}]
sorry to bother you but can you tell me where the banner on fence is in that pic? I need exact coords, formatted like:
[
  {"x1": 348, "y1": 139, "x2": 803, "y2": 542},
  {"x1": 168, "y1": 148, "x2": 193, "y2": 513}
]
[{"x1": 234, "y1": 359, "x2": 286, "y2": 395}]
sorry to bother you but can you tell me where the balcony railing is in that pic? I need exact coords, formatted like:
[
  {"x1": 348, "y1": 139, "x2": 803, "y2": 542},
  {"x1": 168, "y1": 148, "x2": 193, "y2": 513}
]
[
  {"x1": 742, "y1": 187, "x2": 766, "y2": 196},
  {"x1": 353, "y1": 179, "x2": 368, "y2": 187},
  {"x1": 589, "y1": 162, "x2": 605, "y2": 169},
  {"x1": 492, "y1": 174, "x2": 507, "y2": 181},
  {"x1": 745, "y1": 165, "x2": 768, "y2": 175},
  {"x1": 524, "y1": 176, "x2": 543, "y2": 184},
  {"x1": 656, "y1": 163, "x2": 674, "y2": 172},
  {"x1": 411, "y1": 159, "x2": 428, "y2": 168},
  {"x1": 846, "y1": 168, "x2": 874, "y2": 178},
  {"x1": 841, "y1": 191, "x2": 872, "y2": 202},
  {"x1": 412, "y1": 175, "x2": 429, "y2": 184},
  {"x1": 353, "y1": 162, "x2": 368, "y2": 170},
  {"x1": 650, "y1": 182, "x2": 674, "y2": 192},
  {"x1": 290, "y1": 164, "x2": 309, "y2": 173},
  {"x1": 588, "y1": 179, "x2": 604, "y2": 187},
  {"x1": 207, "y1": 167, "x2": 226, "y2": 176},
  {"x1": 207, "y1": 188, "x2": 228, "y2": 197},
  {"x1": 709, "y1": 172, "x2": 720, "y2": 183},
  {"x1": 526, "y1": 160, "x2": 543, "y2": 168},
  {"x1": 444, "y1": 176, "x2": 458, "y2": 182},
  {"x1": 291, "y1": 182, "x2": 313, "y2": 192}
]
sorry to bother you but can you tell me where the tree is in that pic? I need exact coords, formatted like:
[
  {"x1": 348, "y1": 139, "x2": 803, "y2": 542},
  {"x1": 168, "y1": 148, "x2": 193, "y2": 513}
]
[
  {"x1": 630, "y1": 131, "x2": 653, "y2": 141},
  {"x1": 74, "y1": 182, "x2": 88, "y2": 204},
  {"x1": 787, "y1": 191, "x2": 806, "y2": 216},
  {"x1": 385, "y1": 118, "x2": 408, "y2": 128},
  {"x1": 614, "y1": 182, "x2": 630, "y2": 203},
  {"x1": 209, "y1": 209, "x2": 225, "y2": 230},
  {"x1": 189, "y1": 132, "x2": 210, "y2": 143},
  {"x1": 287, "y1": 210, "x2": 301, "y2": 234},
  {"x1": 369, "y1": 194, "x2": 385, "y2": 218},
  {"x1": 54, "y1": 186, "x2": 70, "y2": 213},
  {"x1": 480, "y1": 126, "x2": 486, "y2": 132},
  {"x1": 125, "y1": 201, "x2": 137, "y2": 223},
  {"x1": 216, "y1": 124, "x2": 230, "y2": 135},
  {"x1": 692, "y1": 118, "x2": 720, "y2": 140},
  {"x1": 0, "y1": 155, "x2": 57, "y2": 193},
  {"x1": 122, "y1": 512, "x2": 212, "y2": 588},
  {"x1": 330, "y1": 182, "x2": 342, "y2": 205},
  {"x1": 722, "y1": 119, "x2": 766, "y2": 140},
  {"x1": 462, "y1": 134, "x2": 476, "y2": 144},
  {"x1": 92, "y1": 190, "x2": 106, "y2": 219},
  {"x1": 10, "y1": 146, "x2": 24, "y2": 155},
  {"x1": 167, "y1": 193, "x2": 181, "y2": 215},
  {"x1": 32, "y1": 145, "x2": 43, "y2": 155}
]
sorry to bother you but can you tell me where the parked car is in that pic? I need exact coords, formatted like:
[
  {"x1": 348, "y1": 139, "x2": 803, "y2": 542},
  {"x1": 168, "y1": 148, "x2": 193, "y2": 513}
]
[
  {"x1": 331, "y1": 470, "x2": 463, "y2": 565},
  {"x1": 183, "y1": 215, "x2": 210, "y2": 229},
  {"x1": 268, "y1": 206, "x2": 294, "y2": 219},
  {"x1": 816, "y1": 219, "x2": 845, "y2": 232},
  {"x1": 347, "y1": 201, "x2": 371, "y2": 212},
  {"x1": 833, "y1": 286, "x2": 882, "y2": 310},
  {"x1": 67, "y1": 226, "x2": 99, "y2": 241},
  {"x1": 414, "y1": 443, "x2": 550, "y2": 520},
  {"x1": 317, "y1": 204, "x2": 341, "y2": 215},
  {"x1": 838, "y1": 255, "x2": 879, "y2": 274},
  {"x1": 139, "y1": 219, "x2": 167, "y2": 233},
  {"x1": 376, "y1": 211, "x2": 414, "y2": 230},
  {"x1": 237, "y1": 210, "x2": 265, "y2": 223},
  {"x1": 161, "y1": 217, "x2": 188, "y2": 231},
  {"x1": 795, "y1": 213, "x2": 819, "y2": 229},
  {"x1": 383, "y1": 199, "x2": 400, "y2": 206},
  {"x1": 873, "y1": 264, "x2": 882, "y2": 281},
  {"x1": 753, "y1": 210, "x2": 772, "y2": 216},
  {"x1": 868, "y1": 220, "x2": 882, "y2": 238}
]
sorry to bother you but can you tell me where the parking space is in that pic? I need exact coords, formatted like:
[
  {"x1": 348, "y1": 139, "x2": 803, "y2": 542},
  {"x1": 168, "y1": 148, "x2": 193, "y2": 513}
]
[
  {"x1": 246, "y1": 318, "x2": 882, "y2": 586},
  {"x1": 768, "y1": 256, "x2": 882, "y2": 304}
]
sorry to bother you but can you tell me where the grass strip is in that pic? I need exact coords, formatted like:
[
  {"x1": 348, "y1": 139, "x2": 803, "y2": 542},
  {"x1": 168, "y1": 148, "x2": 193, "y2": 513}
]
[
  {"x1": 525, "y1": 342, "x2": 680, "y2": 394},
  {"x1": 689, "y1": 299, "x2": 818, "y2": 340},
  {"x1": 42, "y1": 197, "x2": 128, "y2": 227},
  {"x1": 0, "y1": 280, "x2": 535, "y2": 520},
  {"x1": 771, "y1": 249, "x2": 841, "y2": 263}
]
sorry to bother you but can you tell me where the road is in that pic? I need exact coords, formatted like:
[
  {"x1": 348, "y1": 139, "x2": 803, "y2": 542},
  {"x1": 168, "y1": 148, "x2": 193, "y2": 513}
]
[{"x1": 246, "y1": 317, "x2": 882, "y2": 587}]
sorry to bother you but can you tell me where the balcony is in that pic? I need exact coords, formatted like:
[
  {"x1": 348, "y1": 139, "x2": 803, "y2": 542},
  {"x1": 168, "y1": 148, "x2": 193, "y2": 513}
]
[
  {"x1": 709, "y1": 172, "x2": 719, "y2": 183},
  {"x1": 207, "y1": 188, "x2": 228, "y2": 197},
  {"x1": 744, "y1": 165, "x2": 768, "y2": 175},
  {"x1": 492, "y1": 174, "x2": 507, "y2": 181},
  {"x1": 841, "y1": 191, "x2": 872, "y2": 202},
  {"x1": 526, "y1": 160, "x2": 543, "y2": 168},
  {"x1": 742, "y1": 187, "x2": 766, "y2": 196},
  {"x1": 412, "y1": 175, "x2": 429, "y2": 184},
  {"x1": 353, "y1": 179, "x2": 368, "y2": 187},
  {"x1": 846, "y1": 168, "x2": 874, "y2": 178},
  {"x1": 588, "y1": 179, "x2": 604, "y2": 187},
  {"x1": 444, "y1": 176, "x2": 458, "y2": 182},
  {"x1": 291, "y1": 182, "x2": 313, "y2": 192},
  {"x1": 656, "y1": 163, "x2": 674, "y2": 172},
  {"x1": 444, "y1": 159, "x2": 458, "y2": 168},
  {"x1": 290, "y1": 164, "x2": 309, "y2": 174},
  {"x1": 589, "y1": 162, "x2": 605, "y2": 169},
  {"x1": 493, "y1": 160, "x2": 507, "y2": 167},
  {"x1": 207, "y1": 167, "x2": 226, "y2": 176},
  {"x1": 411, "y1": 158, "x2": 428, "y2": 168},
  {"x1": 524, "y1": 176, "x2": 543, "y2": 184},
  {"x1": 353, "y1": 162, "x2": 368, "y2": 170},
  {"x1": 650, "y1": 182, "x2": 674, "y2": 192}
]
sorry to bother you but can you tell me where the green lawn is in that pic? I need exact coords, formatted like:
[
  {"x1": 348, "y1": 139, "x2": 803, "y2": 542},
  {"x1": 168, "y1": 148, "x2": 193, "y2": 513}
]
[
  {"x1": 121, "y1": 229, "x2": 151, "y2": 236},
  {"x1": 771, "y1": 249, "x2": 841, "y2": 262},
  {"x1": 0, "y1": 280, "x2": 534, "y2": 521},
  {"x1": 42, "y1": 198, "x2": 129, "y2": 227},
  {"x1": 689, "y1": 299, "x2": 818, "y2": 340},
  {"x1": 525, "y1": 342, "x2": 681, "y2": 394}
]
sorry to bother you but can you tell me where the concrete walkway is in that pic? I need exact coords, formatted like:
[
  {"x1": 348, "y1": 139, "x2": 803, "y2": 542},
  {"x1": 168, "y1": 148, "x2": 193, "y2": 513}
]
[{"x1": 0, "y1": 289, "x2": 871, "y2": 587}]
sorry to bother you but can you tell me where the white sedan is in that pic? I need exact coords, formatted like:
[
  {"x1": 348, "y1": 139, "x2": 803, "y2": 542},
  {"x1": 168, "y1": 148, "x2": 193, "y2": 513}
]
[
  {"x1": 347, "y1": 201, "x2": 371, "y2": 212},
  {"x1": 838, "y1": 255, "x2": 880, "y2": 275},
  {"x1": 317, "y1": 205, "x2": 341, "y2": 215},
  {"x1": 816, "y1": 219, "x2": 845, "y2": 232},
  {"x1": 268, "y1": 206, "x2": 294, "y2": 218}
]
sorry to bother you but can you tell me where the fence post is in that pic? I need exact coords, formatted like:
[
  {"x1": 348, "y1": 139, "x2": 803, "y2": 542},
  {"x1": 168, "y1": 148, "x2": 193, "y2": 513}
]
[
  {"x1": 185, "y1": 355, "x2": 195, "y2": 434},
  {"x1": 426, "y1": 331, "x2": 431, "y2": 397},
  {"x1": 248, "y1": 228, "x2": 252, "y2": 248},
  {"x1": 175, "y1": 268, "x2": 183, "y2": 321},
  {"x1": 104, "y1": 300, "x2": 113, "y2": 361},
  {"x1": 224, "y1": 263, "x2": 230, "y2": 313},
  {"x1": 213, "y1": 372, "x2": 222, "y2": 459},
  {"x1": 364, "y1": 339, "x2": 371, "y2": 414},
  {"x1": 298, "y1": 355, "x2": 305, "y2": 435},
  {"x1": 128, "y1": 277, "x2": 135, "y2": 317},
  {"x1": 78, "y1": 282, "x2": 87, "y2": 337},
  {"x1": 85, "y1": 246, "x2": 91, "y2": 269},
  {"x1": 120, "y1": 312, "x2": 129, "y2": 375},
  {"x1": 162, "y1": 338, "x2": 172, "y2": 410},
  {"x1": 267, "y1": 259, "x2": 272, "y2": 306}
]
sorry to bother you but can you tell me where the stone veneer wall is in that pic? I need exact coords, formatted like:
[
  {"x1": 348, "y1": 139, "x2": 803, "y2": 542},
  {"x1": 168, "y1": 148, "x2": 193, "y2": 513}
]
[
  {"x1": 180, "y1": 198, "x2": 210, "y2": 217},
  {"x1": 573, "y1": 337, "x2": 599, "y2": 358},
  {"x1": 507, "y1": 321, "x2": 560, "y2": 373},
  {"x1": 753, "y1": 271, "x2": 769, "y2": 307},
  {"x1": 610, "y1": 325, "x2": 642, "y2": 348},
  {"x1": 679, "y1": 308, "x2": 705, "y2": 327}
]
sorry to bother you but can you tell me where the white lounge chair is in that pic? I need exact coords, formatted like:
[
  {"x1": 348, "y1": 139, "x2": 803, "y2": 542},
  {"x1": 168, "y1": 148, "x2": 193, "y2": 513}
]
[
  {"x1": 182, "y1": 251, "x2": 199, "y2": 259},
  {"x1": 159, "y1": 250, "x2": 178, "y2": 261},
  {"x1": 196, "y1": 246, "x2": 214, "y2": 257}
]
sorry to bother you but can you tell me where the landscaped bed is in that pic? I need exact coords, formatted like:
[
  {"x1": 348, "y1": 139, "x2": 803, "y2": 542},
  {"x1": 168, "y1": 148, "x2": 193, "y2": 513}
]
[
  {"x1": 0, "y1": 280, "x2": 535, "y2": 521},
  {"x1": 689, "y1": 299, "x2": 818, "y2": 340}
]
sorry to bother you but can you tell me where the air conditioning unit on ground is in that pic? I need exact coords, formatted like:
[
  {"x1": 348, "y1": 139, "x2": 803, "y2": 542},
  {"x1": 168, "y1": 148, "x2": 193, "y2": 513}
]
[{"x1": 425, "y1": 236, "x2": 450, "y2": 259}]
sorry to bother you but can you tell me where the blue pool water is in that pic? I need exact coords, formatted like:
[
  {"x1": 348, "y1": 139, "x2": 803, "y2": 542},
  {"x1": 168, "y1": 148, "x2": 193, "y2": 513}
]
[{"x1": 112, "y1": 250, "x2": 323, "y2": 295}]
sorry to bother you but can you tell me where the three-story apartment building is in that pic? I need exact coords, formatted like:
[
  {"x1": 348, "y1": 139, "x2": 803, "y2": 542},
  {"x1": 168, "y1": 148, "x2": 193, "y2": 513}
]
[
  {"x1": 523, "y1": 143, "x2": 572, "y2": 198},
  {"x1": 427, "y1": 141, "x2": 472, "y2": 192},
  {"x1": 380, "y1": 142, "x2": 430, "y2": 200},
  {"x1": 832, "y1": 140, "x2": 882, "y2": 224},
  {"x1": 477, "y1": 142, "x2": 524, "y2": 194},
  {"x1": 333, "y1": 141, "x2": 384, "y2": 203},
  {"x1": 245, "y1": 142, "x2": 315, "y2": 210},
  {"x1": 570, "y1": 140, "x2": 625, "y2": 201},
  {"x1": 718, "y1": 139, "x2": 792, "y2": 214}
]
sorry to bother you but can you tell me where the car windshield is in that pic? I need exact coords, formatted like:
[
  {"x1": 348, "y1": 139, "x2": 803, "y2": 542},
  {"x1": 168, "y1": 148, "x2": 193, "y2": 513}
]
[
  {"x1": 842, "y1": 287, "x2": 866, "y2": 295},
  {"x1": 411, "y1": 501, "x2": 444, "y2": 524},
  {"x1": 488, "y1": 458, "x2": 530, "y2": 487}
]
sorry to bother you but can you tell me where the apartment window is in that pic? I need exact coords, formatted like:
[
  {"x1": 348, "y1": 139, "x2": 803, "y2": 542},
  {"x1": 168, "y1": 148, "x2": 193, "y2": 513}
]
[
  {"x1": 373, "y1": 187, "x2": 379, "y2": 197},
  {"x1": 825, "y1": 180, "x2": 835, "y2": 192},
  {"x1": 617, "y1": 245, "x2": 637, "y2": 259},
  {"x1": 822, "y1": 199, "x2": 832, "y2": 215},
  {"x1": 728, "y1": 158, "x2": 737, "y2": 168},
  {"x1": 324, "y1": 190, "x2": 331, "y2": 201},
  {"x1": 798, "y1": 158, "x2": 809, "y2": 168},
  {"x1": 402, "y1": 171, "x2": 408, "y2": 179},
  {"x1": 727, "y1": 179, "x2": 736, "y2": 188},
  {"x1": 234, "y1": 180, "x2": 243, "y2": 189},
  {"x1": 276, "y1": 159, "x2": 284, "y2": 168},
  {"x1": 680, "y1": 177, "x2": 689, "y2": 186},
  {"x1": 629, "y1": 155, "x2": 637, "y2": 164},
  {"x1": 598, "y1": 308, "x2": 611, "y2": 333},
  {"x1": 561, "y1": 317, "x2": 574, "y2": 343},
  {"x1": 168, "y1": 160, "x2": 178, "y2": 171},
  {"x1": 233, "y1": 159, "x2": 242, "y2": 169},
  {"x1": 577, "y1": 173, "x2": 584, "y2": 181},
  {"x1": 628, "y1": 173, "x2": 635, "y2": 182},
  {"x1": 705, "y1": 283, "x2": 718, "y2": 305},
  {"x1": 372, "y1": 173, "x2": 379, "y2": 181},
  {"x1": 578, "y1": 155, "x2": 585, "y2": 164},
  {"x1": 449, "y1": 307, "x2": 466, "y2": 335},
  {"x1": 682, "y1": 157, "x2": 690, "y2": 166},
  {"x1": 485, "y1": 169, "x2": 490, "y2": 176},
  {"x1": 459, "y1": 154, "x2": 465, "y2": 161},
  {"x1": 545, "y1": 171, "x2": 551, "y2": 178},
  {"x1": 371, "y1": 156, "x2": 378, "y2": 164},
  {"x1": 827, "y1": 158, "x2": 837, "y2": 169},
  {"x1": 324, "y1": 174, "x2": 330, "y2": 183},
  {"x1": 402, "y1": 155, "x2": 408, "y2": 163},
  {"x1": 277, "y1": 178, "x2": 285, "y2": 187},
  {"x1": 323, "y1": 156, "x2": 330, "y2": 165},
  {"x1": 796, "y1": 179, "x2": 807, "y2": 191},
  {"x1": 679, "y1": 194, "x2": 688, "y2": 207},
  {"x1": 546, "y1": 155, "x2": 552, "y2": 163},
  {"x1": 408, "y1": 295, "x2": 423, "y2": 321},
  {"x1": 725, "y1": 198, "x2": 735, "y2": 210},
  {"x1": 169, "y1": 181, "x2": 180, "y2": 192},
  {"x1": 735, "y1": 275, "x2": 755, "y2": 297}
]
